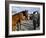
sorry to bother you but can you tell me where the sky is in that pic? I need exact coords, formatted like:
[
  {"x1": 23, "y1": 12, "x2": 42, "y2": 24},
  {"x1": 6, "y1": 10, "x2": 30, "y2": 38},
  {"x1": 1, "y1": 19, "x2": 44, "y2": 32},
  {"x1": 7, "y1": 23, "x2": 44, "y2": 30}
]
[{"x1": 12, "y1": 6, "x2": 40, "y2": 14}]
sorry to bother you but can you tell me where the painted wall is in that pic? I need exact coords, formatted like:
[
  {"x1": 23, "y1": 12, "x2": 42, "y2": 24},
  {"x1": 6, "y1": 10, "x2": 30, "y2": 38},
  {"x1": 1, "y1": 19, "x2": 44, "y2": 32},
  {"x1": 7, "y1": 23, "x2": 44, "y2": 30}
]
[{"x1": 0, "y1": 0, "x2": 46, "y2": 38}]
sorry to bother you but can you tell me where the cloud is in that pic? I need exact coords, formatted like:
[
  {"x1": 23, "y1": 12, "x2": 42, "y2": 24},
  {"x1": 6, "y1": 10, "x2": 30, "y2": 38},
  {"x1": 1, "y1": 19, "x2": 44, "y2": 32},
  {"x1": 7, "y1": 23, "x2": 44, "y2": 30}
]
[{"x1": 12, "y1": 6, "x2": 40, "y2": 14}]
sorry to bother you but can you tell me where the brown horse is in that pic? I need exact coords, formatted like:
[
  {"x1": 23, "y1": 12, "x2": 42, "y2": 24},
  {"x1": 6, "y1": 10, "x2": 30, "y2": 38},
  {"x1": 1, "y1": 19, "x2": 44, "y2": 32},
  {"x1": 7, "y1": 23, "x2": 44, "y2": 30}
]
[{"x1": 12, "y1": 10, "x2": 28, "y2": 31}]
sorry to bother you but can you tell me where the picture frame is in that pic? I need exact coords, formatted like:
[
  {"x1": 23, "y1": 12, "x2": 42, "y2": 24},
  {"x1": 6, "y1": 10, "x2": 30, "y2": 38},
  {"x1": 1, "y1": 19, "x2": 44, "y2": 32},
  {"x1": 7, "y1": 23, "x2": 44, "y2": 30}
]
[{"x1": 5, "y1": 1, "x2": 45, "y2": 37}]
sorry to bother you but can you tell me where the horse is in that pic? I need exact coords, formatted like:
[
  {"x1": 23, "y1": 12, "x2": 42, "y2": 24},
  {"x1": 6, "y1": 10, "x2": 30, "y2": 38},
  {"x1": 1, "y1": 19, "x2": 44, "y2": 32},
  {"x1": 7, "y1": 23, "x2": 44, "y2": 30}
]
[
  {"x1": 12, "y1": 10, "x2": 28, "y2": 31},
  {"x1": 33, "y1": 11, "x2": 40, "y2": 30}
]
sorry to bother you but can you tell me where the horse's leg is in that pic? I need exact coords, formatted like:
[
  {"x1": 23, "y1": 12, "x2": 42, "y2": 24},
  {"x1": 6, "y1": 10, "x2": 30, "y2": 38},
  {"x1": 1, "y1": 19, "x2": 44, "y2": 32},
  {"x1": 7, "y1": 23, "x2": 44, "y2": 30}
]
[
  {"x1": 33, "y1": 20, "x2": 36, "y2": 30},
  {"x1": 19, "y1": 23, "x2": 21, "y2": 30},
  {"x1": 19, "y1": 20, "x2": 22, "y2": 30},
  {"x1": 12, "y1": 24, "x2": 16, "y2": 31},
  {"x1": 12, "y1": 20, "x2": 16, "y2": 31},
  {"x1": 12, "y1": 24, "x2": 15, "y2": 31},
  {"x1": 17, "y1": 22, "x2": 20, "y2": 31}
]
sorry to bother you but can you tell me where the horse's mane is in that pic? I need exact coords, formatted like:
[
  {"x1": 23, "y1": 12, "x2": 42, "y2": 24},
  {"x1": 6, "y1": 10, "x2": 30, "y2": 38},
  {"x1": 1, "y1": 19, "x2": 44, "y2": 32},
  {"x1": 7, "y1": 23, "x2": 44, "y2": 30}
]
[
  {"x1": 33, "y1": 11, "x2": 39, "y2": 14},
  {"x1": 13, "y1": 10, "x2": 28, "y2": 16}
]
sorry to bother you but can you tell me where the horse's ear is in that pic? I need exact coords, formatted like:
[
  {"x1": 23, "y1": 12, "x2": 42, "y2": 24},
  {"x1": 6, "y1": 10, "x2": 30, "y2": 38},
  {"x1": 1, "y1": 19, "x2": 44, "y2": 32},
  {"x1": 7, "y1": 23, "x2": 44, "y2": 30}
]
[{"x1": 25, "y1": 10, "x2": 28, "y2": 13}]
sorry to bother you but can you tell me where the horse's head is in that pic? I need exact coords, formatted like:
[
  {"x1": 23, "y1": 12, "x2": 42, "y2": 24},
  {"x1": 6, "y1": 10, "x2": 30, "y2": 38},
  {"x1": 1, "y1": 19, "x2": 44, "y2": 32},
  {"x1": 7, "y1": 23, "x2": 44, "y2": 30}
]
[{"x1": 22, "y1": 10, "x2": 28, "y2": 20}]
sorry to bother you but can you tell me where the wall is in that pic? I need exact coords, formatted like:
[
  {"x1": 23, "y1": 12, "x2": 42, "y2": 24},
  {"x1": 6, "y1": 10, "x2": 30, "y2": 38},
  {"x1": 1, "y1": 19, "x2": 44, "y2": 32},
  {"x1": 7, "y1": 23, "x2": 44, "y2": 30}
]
[{"x1": 0, "y1": 0, "x2": 46, "y2": 38}]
